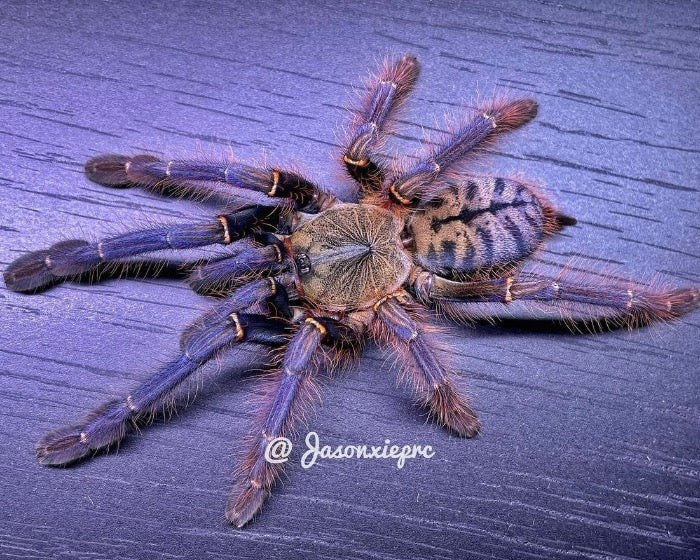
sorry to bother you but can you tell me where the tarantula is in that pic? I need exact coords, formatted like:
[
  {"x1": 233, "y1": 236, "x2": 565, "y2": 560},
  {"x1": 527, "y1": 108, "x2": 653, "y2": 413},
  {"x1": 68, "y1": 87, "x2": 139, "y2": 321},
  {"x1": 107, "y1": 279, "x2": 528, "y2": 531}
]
[{"x1": 6, "y1": 55, "x2": 698, "y2": 527}]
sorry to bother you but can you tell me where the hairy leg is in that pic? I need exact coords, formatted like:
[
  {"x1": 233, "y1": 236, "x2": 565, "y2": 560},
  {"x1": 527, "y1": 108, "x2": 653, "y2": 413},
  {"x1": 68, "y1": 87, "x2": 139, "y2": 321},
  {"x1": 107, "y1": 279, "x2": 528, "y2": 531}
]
[
  {"x1": 36, "y1": 278, "x2": 285, "y2": 466},
  {"x1": 225, "y1": 317, "x2": 327, "y2": 527},
  {"x1": 343, "y1": 54, "x2": 420, "y2": 193},
  {"x1": 388, "y1": 98, "x2": 538, "y2": 206},
  {"x1": 187, "y1": 234, "x2": 287, "y2": 294},
  {"x1": 4, "y1": 206, "x2": 276, "y2": 292},
  {"x1": 85, "y1": 155, "x2": 328, "y2": 211},
  {"x1": 413, "y1": 269, "x2": 700, "y2": 328},
  {"x1": 373, "y1": 293, "x2": 479, "y2": 437}
]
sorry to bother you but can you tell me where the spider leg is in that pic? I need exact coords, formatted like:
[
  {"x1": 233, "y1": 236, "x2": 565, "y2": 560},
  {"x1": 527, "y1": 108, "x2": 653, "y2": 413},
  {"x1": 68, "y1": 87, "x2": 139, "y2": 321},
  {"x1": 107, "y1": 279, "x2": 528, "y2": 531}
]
[
  {"x1": 5, "y1": 256, "x2": 198, "y2": 293},
  {"x1": 4, "y1": 206, "x2": 275, "y2": 292},
  {"x1": 187, "y1": 234, "x2": 287, "y2": 294},
  {"x1": 226, "y1": 315, "x2": 358, "y2": 527},
  {"x1": 85, "y1": 155, "x2": 328, "y2": 211},
  {"x1": 413, "y1": 269, "x2": 700, "y2": 328},
  {"x1": 343, "y1": 55, "x2": 420, "y2": 193},
  {"x1": 373, "y1": 293, "x2": 480, "y2": 438},
  {"x1": 36, "y1": 278, "x2": 286, "y2": 466},
  {"x1": 388, "y1": 98, "x2": 538, "y2": 206}
]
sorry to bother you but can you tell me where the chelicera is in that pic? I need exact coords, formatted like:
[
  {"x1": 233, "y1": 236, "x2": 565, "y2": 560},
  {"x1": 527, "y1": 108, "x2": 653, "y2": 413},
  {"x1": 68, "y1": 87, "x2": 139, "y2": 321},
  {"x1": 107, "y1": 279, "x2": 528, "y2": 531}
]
[{"x1": 5, "y1": 54, "x2": 697, "y2": 527}]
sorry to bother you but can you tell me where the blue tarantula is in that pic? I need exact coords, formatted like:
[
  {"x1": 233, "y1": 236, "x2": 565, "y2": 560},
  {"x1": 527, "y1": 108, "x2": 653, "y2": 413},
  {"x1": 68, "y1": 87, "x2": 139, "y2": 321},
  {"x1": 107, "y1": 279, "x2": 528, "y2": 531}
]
[{"x1": 5, "y1": 55, "x2": 698, "y2": 527}]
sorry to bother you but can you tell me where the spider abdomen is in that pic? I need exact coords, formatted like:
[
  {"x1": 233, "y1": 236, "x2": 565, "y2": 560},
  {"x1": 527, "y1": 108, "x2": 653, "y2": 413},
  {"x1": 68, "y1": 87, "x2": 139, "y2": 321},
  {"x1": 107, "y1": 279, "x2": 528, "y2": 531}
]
[
  {"x1": 410, "y1": 178, "x2": 560, "y2": 277},
  {"x1": 289, "y1": 204, "x2": 411, "y2": 310}
]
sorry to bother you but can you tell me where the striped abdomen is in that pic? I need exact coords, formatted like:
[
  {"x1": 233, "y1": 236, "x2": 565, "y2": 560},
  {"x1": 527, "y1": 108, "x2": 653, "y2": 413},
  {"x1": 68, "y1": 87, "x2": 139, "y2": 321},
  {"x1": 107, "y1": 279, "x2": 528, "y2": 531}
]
[{"x1": 409, "y1": 178, "x2": 566, "y2": 278}]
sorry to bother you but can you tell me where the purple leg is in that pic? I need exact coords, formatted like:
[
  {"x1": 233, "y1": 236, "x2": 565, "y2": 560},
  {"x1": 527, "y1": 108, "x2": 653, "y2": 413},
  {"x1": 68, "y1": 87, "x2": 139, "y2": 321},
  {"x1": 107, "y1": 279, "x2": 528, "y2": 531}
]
[
  {"x1": 343, "y1": 55, "x2": 420, "y2": 192},
  {"x1": 414, "y1": 270, "x2": 700, "y2": 328},
  {"x1": 225, "y1": 316, "x2": 332, "y2": 527},
  {"x1": 4, "y1": 207, "x2": 275, "y2": 292},
  {"x1": 373, "y1": 294, "x2": 480, "y2": 438},
  {"x1": 187, "y1": 237, "x2": 286, "y2": 294},
  {"x1": 388, "y1": 98, "x2": 538, "y2": 205},
  {"x1": 85, "y1": 154, "x2": 326, "y2": 211},
  {"x1": 36, "y1": 278, "x2": 283, "y2": 466}
]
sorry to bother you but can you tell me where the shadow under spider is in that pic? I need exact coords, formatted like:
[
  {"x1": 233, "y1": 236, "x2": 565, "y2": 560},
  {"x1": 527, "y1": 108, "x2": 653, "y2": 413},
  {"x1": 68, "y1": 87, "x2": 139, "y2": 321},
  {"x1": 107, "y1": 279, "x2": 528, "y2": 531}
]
[{"x1": 471, "y1": 317, "x2": 631, "y2": 335}]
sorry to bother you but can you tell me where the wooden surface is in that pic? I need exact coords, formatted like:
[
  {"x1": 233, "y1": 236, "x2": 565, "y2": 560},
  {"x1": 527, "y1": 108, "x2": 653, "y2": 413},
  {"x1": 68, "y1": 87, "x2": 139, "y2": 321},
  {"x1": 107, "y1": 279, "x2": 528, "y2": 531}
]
[{"x1": 1, "y1": 1, "x2": 698, "y2": 558}]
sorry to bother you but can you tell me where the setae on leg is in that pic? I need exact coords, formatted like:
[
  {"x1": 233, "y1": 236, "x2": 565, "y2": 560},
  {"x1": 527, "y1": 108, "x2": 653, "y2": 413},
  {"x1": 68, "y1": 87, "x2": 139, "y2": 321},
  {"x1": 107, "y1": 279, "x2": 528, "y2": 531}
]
[
  {"x1": 36, "y1": 278, "x2": 285, "y2": 466},
  {"x1": 388, "y1": 98, "x2": 538, "y2": 205},
  {"x1": 85, "y1": 155, "x2": 326, "y2": 211},
  {"x1": 187, "y1": 235, "x2": 287, "y2": 294},
  {"x1": 4, "y1": 206, "x2": 275, "y2": 292},
  {"x1": 343, "y1": 54, "x2": 420, "y2": 192},
  {"x1": 373, "y1": 293, "x2": 480, "y2": 437},
  {"x1": 414, "y1": 270, "x2": 700, "y2": 328},
  {"x1": 226, "y1": 317, "x2": 330, "y2": 527}
]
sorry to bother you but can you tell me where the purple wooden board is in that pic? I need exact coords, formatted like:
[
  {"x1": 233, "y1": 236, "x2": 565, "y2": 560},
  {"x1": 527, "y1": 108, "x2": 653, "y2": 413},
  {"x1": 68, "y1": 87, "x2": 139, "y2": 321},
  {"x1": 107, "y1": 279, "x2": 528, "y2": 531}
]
[{"x1": 1, "y1": 1, "x2": 698, "y2": 558}]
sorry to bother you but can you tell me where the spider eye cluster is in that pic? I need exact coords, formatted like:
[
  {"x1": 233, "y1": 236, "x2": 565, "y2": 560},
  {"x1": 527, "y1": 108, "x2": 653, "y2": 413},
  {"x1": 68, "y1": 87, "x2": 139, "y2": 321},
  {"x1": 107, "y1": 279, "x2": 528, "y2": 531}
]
[{"x1": 295, "y1": 253, "x2": 311, "y2": 275}]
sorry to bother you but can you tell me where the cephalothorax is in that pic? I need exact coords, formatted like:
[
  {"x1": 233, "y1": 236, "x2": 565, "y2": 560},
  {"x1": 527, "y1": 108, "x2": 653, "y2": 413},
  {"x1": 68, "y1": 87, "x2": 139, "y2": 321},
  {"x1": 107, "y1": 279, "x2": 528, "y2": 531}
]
[
  {"x1": 290, "y1": 204, "x2": 412, "y2": 309},
  {"x1": 6, "y1": 55, "x2": 697, "y2": 527}
]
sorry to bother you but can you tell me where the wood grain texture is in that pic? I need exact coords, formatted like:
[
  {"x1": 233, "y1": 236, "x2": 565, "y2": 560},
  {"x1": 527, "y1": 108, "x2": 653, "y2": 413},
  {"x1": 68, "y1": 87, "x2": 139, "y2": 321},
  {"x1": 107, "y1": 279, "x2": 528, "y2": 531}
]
[{"x1": 1, "y1": 1, "x2": 698, "y2": 558}]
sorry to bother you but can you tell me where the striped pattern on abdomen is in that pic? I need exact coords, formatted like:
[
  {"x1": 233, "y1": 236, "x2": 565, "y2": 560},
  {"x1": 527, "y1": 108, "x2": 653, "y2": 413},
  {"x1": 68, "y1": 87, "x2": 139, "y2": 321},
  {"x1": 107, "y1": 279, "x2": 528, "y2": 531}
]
[{"x1": 409, "y1": 178, "x2": 555, "y2": 277}]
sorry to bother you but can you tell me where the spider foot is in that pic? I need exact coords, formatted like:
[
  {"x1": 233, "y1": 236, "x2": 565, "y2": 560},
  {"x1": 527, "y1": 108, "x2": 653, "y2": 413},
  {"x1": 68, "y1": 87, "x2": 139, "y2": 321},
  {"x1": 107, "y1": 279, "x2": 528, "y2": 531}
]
[
  {"x1": 36, "y1": 426, "x2": 91, "y2": 466},
  {"x1": 491, "y1": 98, "x2": 539, "y2": 130},
  {"x1": 426, "y1": 381, "x2": 480, "y2": 438},
  {"x1": 84, "y1": 154, "x2": 158, "y2": 187},
  {"x1": 666, "y1": 287, "x2": 700, "y2": 316},
  {"x1": 225, "y1": 482, "x2": 270, "y2": 528},
  {"x1": 36, "y1": 400, "x2": 129, "y2": 466},
  {"x1": 5, "y1": 240, "x2": 89, "y2": 292}
]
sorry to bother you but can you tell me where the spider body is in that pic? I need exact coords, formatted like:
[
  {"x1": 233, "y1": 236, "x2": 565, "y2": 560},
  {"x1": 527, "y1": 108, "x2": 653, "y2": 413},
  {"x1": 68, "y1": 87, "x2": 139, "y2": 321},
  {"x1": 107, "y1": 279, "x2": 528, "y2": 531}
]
[
  {"x1": 409, "y1": 177, "x2": 564, "y2": 278},
  {"x1": 5, "y1": 54, "x2": 698, "y2": 528},
  {"x1": 289, "y1": 204, "x2": 411, "y2": 310}
]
